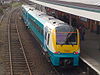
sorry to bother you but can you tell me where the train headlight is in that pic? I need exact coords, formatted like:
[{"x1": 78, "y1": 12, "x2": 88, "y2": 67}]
[
  {"x1": 73, "y1": 51, "x2": 79, "y2": 54},
  {"x1": 54, "y1": 51, "x2": 60, "y2": 54}
]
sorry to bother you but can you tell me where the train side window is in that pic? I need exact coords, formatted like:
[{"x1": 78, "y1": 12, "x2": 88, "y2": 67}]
[
  {"x1": 29, "y1": 18, "x2": 43, "y2": 35},
  {"x1": 47, "y1": 34, "x2": 50, "y2": 45}
]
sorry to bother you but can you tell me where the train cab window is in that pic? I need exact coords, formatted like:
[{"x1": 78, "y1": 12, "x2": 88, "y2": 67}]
[{"x1": 56, "y1": 26, "x2": 77, "y2": 45}]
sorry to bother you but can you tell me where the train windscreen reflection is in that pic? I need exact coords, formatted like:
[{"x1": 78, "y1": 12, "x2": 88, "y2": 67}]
[{"x1": 56, "y1": 26, "x2": 77, "y2": 45}]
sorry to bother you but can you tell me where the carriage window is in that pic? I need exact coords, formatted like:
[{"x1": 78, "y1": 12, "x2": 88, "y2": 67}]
[{"x1": 29, "y1": 18, "x2": 43, "y2": 35}]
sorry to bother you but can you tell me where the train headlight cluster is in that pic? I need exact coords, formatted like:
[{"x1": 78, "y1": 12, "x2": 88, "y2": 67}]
[
  {"x1": 54, "y1": 51, "x2": 60, "y2": 54},
  {"x1": 73, "y1": 51, "x2": 79, "y2": 54}
]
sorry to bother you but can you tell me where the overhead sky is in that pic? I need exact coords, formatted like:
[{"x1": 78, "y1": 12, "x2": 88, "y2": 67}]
[{"x1": 58, "y1": 0, "x2": 100, "y2": 5}]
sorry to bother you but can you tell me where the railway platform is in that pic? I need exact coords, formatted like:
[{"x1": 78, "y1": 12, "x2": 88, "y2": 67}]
[{"x1": 80, "y1": 30, "x2": 100, "y2": 74}]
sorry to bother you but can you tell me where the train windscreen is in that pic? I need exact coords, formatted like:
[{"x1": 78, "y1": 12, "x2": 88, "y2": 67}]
[{"x1": 56, "y1": 26, "x2": 77, "y2": 45}]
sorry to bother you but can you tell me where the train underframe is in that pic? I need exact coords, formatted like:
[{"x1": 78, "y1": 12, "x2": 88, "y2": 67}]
[{"x1": 48, "y1": 52, "x2": 80, "y2": 66}]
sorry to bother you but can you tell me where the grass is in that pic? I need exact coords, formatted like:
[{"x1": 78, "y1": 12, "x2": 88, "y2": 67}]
[
  {"x1": 0, "y1": 8, "x2": 3, "y2": 15},
  {"x1": 11, "y1": 2, "x2": 22, "y2": 7}
]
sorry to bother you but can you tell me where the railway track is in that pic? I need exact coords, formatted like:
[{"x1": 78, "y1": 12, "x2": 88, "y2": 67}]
[
  {"x1": 0, "y1": 7, "x2": 12, "y2": 75},
  {"x1": 0, "y1": 8, "x2": 11, "y2": 24},
  {"x1": 7, "y1": 8, "x2": 33, "y2": 75}
]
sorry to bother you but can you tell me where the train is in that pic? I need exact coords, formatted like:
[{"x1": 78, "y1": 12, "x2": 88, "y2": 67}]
[{"x1": 21, "y1": 5, "x2": 80, "y2": 66}]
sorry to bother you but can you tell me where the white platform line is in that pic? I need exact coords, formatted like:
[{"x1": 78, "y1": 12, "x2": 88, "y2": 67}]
[{"x1": 80, "y1": 57, "x2": 100, "y2": 75}]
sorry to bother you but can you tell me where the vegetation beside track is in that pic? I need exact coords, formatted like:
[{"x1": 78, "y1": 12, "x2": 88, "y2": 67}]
[
  {"x1": 0, "y1": 1, "x2": 22, "y2": 15},
  {"x1": 0, "y1": 7, "x2": 3, "y2": 15},
  {"x1": 11, "y1": 2, "x2": 22, "y2": 7},
  {"x1": 0, "y1": 4, "x2": 10, "y2": 15}
]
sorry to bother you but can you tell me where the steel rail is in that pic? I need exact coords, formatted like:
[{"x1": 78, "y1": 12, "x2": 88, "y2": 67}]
[
  {"x1": 0, "y1": 8, "x2": 10, "y2": 24},
  {"x1": 0, "y1": 7, "x2": 15, "y2": 75},
  {"x1": 0, "y1": 15, "x2": 4, "y2": 24},
  {"x1": 8, "y1": 9, "x2": 13, "y2": 75},
  {"x1": 15, "y1": 9, "x2": 32, "y2": 75},
  {"x1": 7, "y1": 8, "x2": 32, "y2": 75}
]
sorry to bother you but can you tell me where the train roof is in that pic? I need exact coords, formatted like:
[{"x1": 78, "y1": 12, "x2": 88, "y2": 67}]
[{"x1": 22, "y1": 5, "x2": 70, "y2": 29}]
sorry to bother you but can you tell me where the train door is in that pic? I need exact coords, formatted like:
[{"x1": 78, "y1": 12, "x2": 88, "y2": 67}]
[
  {"x1": 46, "y1": 33, "x2": 50, "y2": 47},
  {"x1": 44, "y1": 26, "x2": 50, "y2": 51},
  {"x1": 44, "y1": 27, "x2": 48, "y2": 52}
]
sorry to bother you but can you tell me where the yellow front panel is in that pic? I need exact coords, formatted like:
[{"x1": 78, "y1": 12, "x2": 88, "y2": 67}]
[
  {"x1": 56, "y1": 45, "x2": 79, "y2": 53},
  {"x1": 52, "y1": 29, "x2": 80, "y2": 53},
  {"x1": 52, "y1": 29, "x2": 57, "y2": 51}
]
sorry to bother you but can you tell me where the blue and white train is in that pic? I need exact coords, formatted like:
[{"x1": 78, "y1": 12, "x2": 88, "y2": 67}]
[{"x1": 21, "y1": 5, "x2": 80, "y2": 66}]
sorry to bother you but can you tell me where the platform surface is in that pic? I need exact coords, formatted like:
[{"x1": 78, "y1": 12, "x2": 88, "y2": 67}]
[{"x1": 80, "y1": 30, "x2": 100, "y2": 74}]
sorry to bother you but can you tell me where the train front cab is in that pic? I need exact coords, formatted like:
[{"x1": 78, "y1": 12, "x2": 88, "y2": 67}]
[{"x1": 50, "y1": 25, "x2": 80, "y2": 66}]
